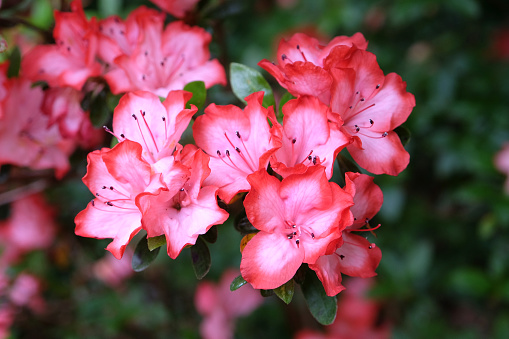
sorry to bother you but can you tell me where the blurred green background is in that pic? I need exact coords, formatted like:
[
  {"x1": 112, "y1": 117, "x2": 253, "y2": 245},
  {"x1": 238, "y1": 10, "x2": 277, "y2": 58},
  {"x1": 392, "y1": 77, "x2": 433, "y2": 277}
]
[{"x1": 1, "y1": 0, "x2": 509, "y2": 338}]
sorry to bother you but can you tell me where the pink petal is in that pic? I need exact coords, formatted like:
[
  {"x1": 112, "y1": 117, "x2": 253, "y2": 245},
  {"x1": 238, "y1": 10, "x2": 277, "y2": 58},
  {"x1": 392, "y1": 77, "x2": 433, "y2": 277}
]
[
  {"x1": 345, "y1": 172, "x2": 383, "y2": 229},
  {"x1": 240, "y1": 231, "x2": 303, "y2": 289},
  {"x1": 336, "y1": 233, "x2": 382, "y2": 278}
]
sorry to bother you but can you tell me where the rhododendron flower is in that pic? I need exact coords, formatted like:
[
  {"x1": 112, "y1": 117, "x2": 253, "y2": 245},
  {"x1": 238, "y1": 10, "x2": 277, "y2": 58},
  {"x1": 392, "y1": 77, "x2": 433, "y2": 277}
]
[
  {"x1": 495, "y1": 142, "x2": 509, "y2": 193},
  {"x1": 270, "y1": 95, "x2": 349, "y2": 179},
  {"x1": 8, "y1": 273, "x2": 45, "y2": 314},
  {"x1": 0, "y1": 194, "x2": 56, "y2": 265},
  {"x1": 41, "y1": 86, "x2": 102, "y2": 148},
  {"x1": 240, "y1": 166, "x2": 354, "y2": 289},
  {"x1": 295, "y1": 278, "x2": 390, "y2": 339},
  {"x1": 136, "y1": 145, "x2": 229, "y2": 259},
  {"x1": 309, "y1": 172, "x2": 383, "y2": 296},
  {"x1": 195, "y1": 270, "x2": 263, "y2": 339},
  {"x1": 22, "y1": 0, "x2": 101, "y2": 90},
  {"x1": 193, "y1": 92, "x2": 282, "y2": 203},
  {"x1": 149, "y1": 0, "x2": 199, "y2": 18},
  {"x1": 97, "y1": 8, "x2": 226, "y2": 96},
  {"x1": 111, "y1": 90, "x2": 197, "y2": 163},
  {"x1": 75, "y1": 140, "x2": 163, "y2": 259},
  {"x1": 92, "y1": 249, "x2": 134, "y2": 287},
  {"x1": 259, "y1": 32, "x2": 367, "y2": 103},
  {"x1": 328, "y1": 47, "x2": 415, "y2": 175},
  {"x1": 0, "y1": 74, "x2": 74, "y2": 178}
]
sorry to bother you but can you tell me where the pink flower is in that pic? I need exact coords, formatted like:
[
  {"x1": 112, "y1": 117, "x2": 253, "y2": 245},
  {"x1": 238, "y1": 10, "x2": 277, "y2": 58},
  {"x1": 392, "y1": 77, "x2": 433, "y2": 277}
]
[
  {"x1": 41, "y1": 86, "x2": 103, "y2": 148},
  {"x1": 193, "y1": 92, "x2": 282, "y2": 203},
  {"x1": 0, "y1": 194, "x2": 56, "y2": 265},
  {"x1": 74, "y1": 140, "x2": 163, "y2": 259},
  {"x1": 97, "y1": 8, "x2": 226, "y2": 96},
  {"x1": 0, "y1": 74, "x2": 74, "y2": 178},
  {"x1": 240, "y1": 166, "x2": 354, "y2": 289},
  {"x1": 111, "y1": 90, "x2": 197, "y2": 164},
  {"x1": 8, "y1": 273, "x2": 45, "y2": 314},
  {"x1": 195, "y1": 269, "x2": 263, "y2": 339},
  {"x1": 258, "y1": 32, "x2": 367, "y2": 103},
  {"x1": 328, "y1": 47, "x2": 415, "y2": 175},
  {"x1": 495, "y1": 142, "x2": 509, "y2": 193},
  {"x1": 21, "y1": 0, "x2": 101, "y2": 90},
  {"x1": 309, "y1": 172, "x2": 383, "y2": 296},
  {"x1": 136, "y1": 145, "x2": 229, "y2": 259},
  {"x1": 270, "y1": 95, "x2": 349, "y2": 179},
  {"x1": 149, "y1": 0, "x2": 200, "y2": 18},
  {"x1": 92, "y1": 249, "x2": 134, "y2": 287}
]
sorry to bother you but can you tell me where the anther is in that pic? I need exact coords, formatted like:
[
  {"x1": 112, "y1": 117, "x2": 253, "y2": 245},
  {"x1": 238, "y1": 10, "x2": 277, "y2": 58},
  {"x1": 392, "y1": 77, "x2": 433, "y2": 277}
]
[
  {"x1": 217, "y1": 150, "x2": 221, "y2": 156},
  {"x1": 140, "y1": 110, "x2": 146, "y2": 116},
  {"x1": 226, "y1": 150, "x2": 230, "y2": 157},
  {"x1": 96, "y1": 193, "x2": 100, "y2": 196},
  {"x1": 120, "y1": 134, "x2": 125, "y2": 138},
  {"x1": 102, "y1": 186, "x2": 107, "y2": 189},
  {"x1": 235, "y1": 131, "x2": 241, "y2": 138},
  {"x1": 296, "y1": 239, "x2": 300, "y2": 245},
  {"x1": 339, "y1": 255, "x2": 345, "y2": 260},
  {"x1": 349, "y1": 106, "x2": 353, "y2": 109},
  {"x1": 382, "y1": 132, "x2": 388, "y2": 137},
  {"x1": 312, "y1": 156, "x2": 317, "y2": 165},
  {"x1": 235, "y1": 147, "x2": 241, "y2": 153},
  {"x1": 360, "y1": 98, "x2": 365, "y2": 102},
  {"x1": 311, "y1": 233, "x2": 315, "y2": 239},
  {"x1": 356, "y1": 91, "x2": 359, "y2": 95},
  {"x1": 180, "y1": 188, "x2": 185, "y2": 192},
  {"x1": 91, "y1": 200, "x2": 95, "y2": 206},
  {"x1": 287, "y1": 235, "x2": 293, "y2": 239},
  {"x1": 293, "y1": 231, "x2": 297, "y2": 235},
  {"x1": 292, "y1": 138, "x2": 296, "y2": 144},
  {"x1": 296, "y1": 45, "x2": 300, "y2": 49},
  {"x1": 369, "y1": 119, "x2": 374, "y2": 125},
  {"x1": 162, "y1": 117, "x2": 166, "y2": 121},
  {"x1": 292, "y1": 225, "x2": 296, "y2": 228},
  {"x1": 282, "y1": 54, "x2": 287, "y2": 61},
  {"x1": 355, "y1": 125, "x2": 360, "y2": 132},
  {"x1": 132, "y1": 114, "x2": 137, "y2": 120},
  {"x1": 307, "y1": 155, "x2": 312, "y2": 161},
  {"x1": 106, "y1": 202, "x2": 114, "y2": 206},
  {"x1": 376, "y1": 84, "x2": 380, "y2": 89},
  {"x1": 109, "y1": 186, "x2": 114, "y2": 190}
]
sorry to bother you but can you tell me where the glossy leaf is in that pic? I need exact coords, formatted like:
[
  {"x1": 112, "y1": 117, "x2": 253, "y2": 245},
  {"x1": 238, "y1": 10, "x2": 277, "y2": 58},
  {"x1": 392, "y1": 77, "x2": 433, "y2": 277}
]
[
  {"x1": 234, "y1": 212, "x2": 258, "y2": 235},
  {"x1": 147, "y1": 235, "x2": 166, "y2": 251},
  {"x1": 301, "y1": 268, "x2": 337, "y2": 325},
  {"x1": 274, "y1": 279, "x2": 294, "y2": 304},
  {"x1": 201, "y1": 225, "x2": 217, "y2": 243},
  {"x1": 184, "y1": 81, "x2": 207, "y2": 110},
  {"x1": 230, "y1": 275, "x2": 248, "y2": 291},
  {"x1": 394, "y1": 125, "x2": 411, "y2": 146},
  {"x1": 260, "y1": 289, "x2": 274, "y2": 297},
  {"x1": 132, "y1": 237, "x2": 161, "y2": 272},
  {"x1": 278, "y1": 92, "x2": 295, "y2": 120},
  {"x1": 190, "y1": 237, "x2": 211, "y2": 280},
  {"x1": 230, "y1": 62, "x2": 275, "y2": 108}
]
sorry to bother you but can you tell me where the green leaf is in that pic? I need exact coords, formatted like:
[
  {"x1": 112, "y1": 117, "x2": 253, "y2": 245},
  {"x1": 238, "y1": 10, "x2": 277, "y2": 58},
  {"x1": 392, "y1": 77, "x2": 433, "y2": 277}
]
[
  {"x1": 201, "y1": 226, "x2": 218, "y2": 243},
  {"x1": 301, "y1": 268, "x2": 337, "y2": 325},
  {"x1": 183, "y1": 81, "x2": 207, "y2": 110},
  {"x1": 190, "y1": 237, "x2": 211, "y2": 280},
  {"x1": 274, "y1": 279, "x2": 294, "y2": 304},
  {"x1": 147, "y1": 235, "x2": 166, "y2": 251},
  {"x1": 132, "y1": 237, "x2": 161, "y2": 272},
  {"x1": 394, "y1": 125, "x2": 411, "y2": 146},
  {"x1": 98, "y1": 0, "x2": 122, "y2": 17},
  {"x1": 83, "y1": 90, "x2": 112, "y2": 128},
  {"x1": 260, "y1": 289, "x2": 274, "y2": 297},
  {"x1": 230, "y1": 62, "x2": 275, "y2": 108},
  {"x1": 230, "y1": 275, "x2": 248, "y2": 291},
  {"x1": 278, "y1": 92, "x2": 295, "y2": 114},
  {"x1": 7, "y1": 46, "x2": 21, "y2": 78},
  {"x1": 234, "y1": 212, "x2": 258, "y2": 235}
]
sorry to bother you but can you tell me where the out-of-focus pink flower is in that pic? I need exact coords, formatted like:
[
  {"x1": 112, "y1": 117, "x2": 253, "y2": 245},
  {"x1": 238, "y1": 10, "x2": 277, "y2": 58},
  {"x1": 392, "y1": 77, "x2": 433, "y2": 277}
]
[
  {"x1": 149, "y1": 0, "x2": 200, "y2": 18},
  {"x1": 92, "y1": 248, "x2": 134, "y2": 287},
  {"x1": 0, "y1": 305, "x2": 14, "y2": 339},
  {"x1": 295, "y1": 278, "x2": 390, "y2": 339},
  {"x1": 97, "y1": 7, "x2": 225, "y2": 96},
  {"x1": 8, "y1": 273, "x2": 45, "y2": 314},
  {"x1": 0, "y1": 194, "x2": 56, "y2": 264},
  {"x1": 0, "y1": 72, "x2": 75, "y2": 178},
  {"x1": 195, "y1": 269, "x2": 264, "y2": 339},
  {"x1": 22, "y1": 0, "x2": 101, "y2": 90},
  {"x1": 495, "y1": 142, "x2": 509, "y2": 193}
]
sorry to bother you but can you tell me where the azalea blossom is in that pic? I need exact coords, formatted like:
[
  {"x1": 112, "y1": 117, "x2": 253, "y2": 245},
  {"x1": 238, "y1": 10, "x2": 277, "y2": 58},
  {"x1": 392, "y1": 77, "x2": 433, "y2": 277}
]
[
  {"x1": 309, "y1": 172, "x2": 383, "y2": 296},
  {"x1": 258, "y1": 32, "x2": 367, "y2": 103},
  {"x1": 74, "y1": 140, "x2": 163, "y2": 259},
  {"x1": 328, "y1": 47, "x2": 415, "y2": 175},
  {"x1": 92, "y1": 249, "x2": 134, "y2": 287},
  {"x1": 0, "y1": 73, "x2": 74, "y2": 178},
  {"x1": 21, "y1": 0, "x2": 101, "y2": 90},
  {"x1": 149, "y1": 0, "x2": 200, "y2": 18},
  {"x1": 270, "y1": 95, "x2": 349, "y2": 179},
  {"x1": 193, "y1": 92, "x2": 282, "y2": 203},
  {"x1": 136, "y1": 145, "x2": 229, "y2": 259},
  {"x1": 111, "y1": 90, "x2": 197, "y2": 164},
  {"x1": 240, "y1": 166, "x2": 354, "y2": 289},
  {"x1": 97, "y1": 7, "x2": 226, "y2": 96},
  {"x1": 195, "y1": 269, "x2": 263, "y2": 339},
  {"x1": 0, "y1": 194, "x2": 56, "y2": 265}
]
